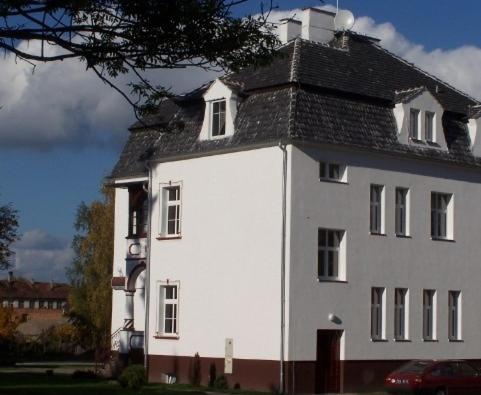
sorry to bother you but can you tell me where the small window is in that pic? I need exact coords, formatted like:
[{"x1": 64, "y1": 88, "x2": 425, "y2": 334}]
[
  {"x1": 448, "y1": 291, "x2": 461, "y2": 341},
  {"x1": 161, "y1": 185, "x2": 182, "y2": 237},
  {"x1": 319, "y1": 162, "x2": 346, "y2": 182},
  {"x1": 158, "y1": 284, "x2": 179, "y2": 336},
  {"x1": 395, "y1": 188, "x2": 409, "y2": 236},
  {"x1": 431, "y1": 192, "x2": 453, "y2": 239},
  {"x1": 212, "y1": 100, "x2": 226, "y2": 137},
  {"x1": 371, "y1": 287, "x2": 385, "y2": 340},
  {"x1": 318, "y1": 229, "x2": 344, "y2": 280},
  {"x1": 423, "y1": 290, "x2": 436, "y2": 341},
  {"x1": 425, "y1": 111, "x2": 435, "y2": 142},
  {"x1": 394, "y1": 288, "x2": 408, "y2": 340},
  {"x1": 129, "y1": 185, "x2": 148, "y2": 238},
  {"x1": 410, "y1": 109, "x2": 420, "y2": 139},
  {"x1": 370, "y1": 185, "x2": 384, "y2": 234}
]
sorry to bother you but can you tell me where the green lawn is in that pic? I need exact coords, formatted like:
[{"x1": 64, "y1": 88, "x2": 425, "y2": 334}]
[{"x1": 0, "y1": 372, "x2": 208, "y2": 395}]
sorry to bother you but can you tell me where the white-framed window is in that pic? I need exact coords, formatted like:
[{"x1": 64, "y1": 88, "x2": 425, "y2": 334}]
[
  {"x1": 425, "y1": 111, "x2": 435, "y2": 142},
  {"x1": 448, "y1": 290, "x2": 461, "y2": 341},
  {"x1": 319, "y1": 161, "x2": 347, "y2": 183},
  {"x1": 431, "y1": 192, "x2": 453, "y2": 240},
  {"x1": 371, "y1": 287, "x2": 386, "y2": 340},
  {"x1": 370, "y1": 184, "x2": 384, "y2": 234},
  {"x1": 212, "y1": 100, "x2": 226, "y2": 137},
  {"x1": 160, "y1": 183, "x2": 182, "y2": 237},
  {"x1": 318, "y1": 228, "x2": 345, "y2": 280},
  {"x1": 394, "y1": 288, "x2": 409, "y2": 340},
  {"x1": 395, "y1": 187, "x2": 409, "y2": 236},
  {"x1": 410, "y1": 109, "x2": 420, "y2": 139},
  {"x1": 423, "y1": 289, "x2": 436, "y2": 341},
  {"x1": 157, "y1": 282, "x2": 179, "y2": 336}
]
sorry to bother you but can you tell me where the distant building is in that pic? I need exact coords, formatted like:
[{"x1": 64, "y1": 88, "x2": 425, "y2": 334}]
[{"x1": 0, "y1": 271, "x2": 70, "y2": 337}]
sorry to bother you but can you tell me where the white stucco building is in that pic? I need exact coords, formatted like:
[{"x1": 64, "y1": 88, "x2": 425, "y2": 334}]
[{"x1": 108, "y1": 8, "x2": 481, "y2": 393}]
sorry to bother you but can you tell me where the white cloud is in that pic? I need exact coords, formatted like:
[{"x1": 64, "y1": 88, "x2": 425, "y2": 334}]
[
  {"x1": 0, "y1": 41, "x2": 218, "y2": 150},
  {"x1": 11, "y1": 229, "x2": 73, "y2": 282}
]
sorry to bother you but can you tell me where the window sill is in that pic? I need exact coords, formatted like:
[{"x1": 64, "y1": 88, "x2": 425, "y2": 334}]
[
  {"x1": 370, "y1": 232, "x2": 387, "y2": 237},
  {"x1": 319, "y1": 178, "x2": 348, "y2": 185},
  {"x1": 426, "y1": 141, "x2": 440, "y2": 147},
  {"x1": 371, "y1": 338, "x2": 388, "y2": 343},
  {"x1": 395, "y1": 234, "x2": 412, "y2": 239},
  {"x1": 449, "y1": 339, "x2": 464, "y2": 343},
  {"x1": 431, "y1": 237, "x2": 455, "y2": 243},
  {"x1": 422, "y1": 339, "x2": 439, "y2": 342},
  {"x1": 156, "y1": 235, "x2": 182, "y2": 241},
  {"x1": 394, "y1": 339, "x2": 411, "y2": 342},
  {"x1": 125, "y1": 236, "x2": 147, "y2": 240},
  {"x1": 154, "y1": 335, "x2": 179, "y2": 340},
  {"x1": 409, "y1": 137, "x2": 425, "y2": 144},
  {"x1": 317, "y1": 278, "x2": 348, "y2": 284}
]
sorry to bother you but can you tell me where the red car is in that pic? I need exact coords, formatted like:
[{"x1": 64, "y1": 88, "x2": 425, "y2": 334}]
[{"x1": 385, "y1": 360, "x2": 481, "y2": 395}]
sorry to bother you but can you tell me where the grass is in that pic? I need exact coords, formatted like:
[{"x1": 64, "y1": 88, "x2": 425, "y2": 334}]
[{"x1": 0, "y1": 372, "x2": 272, "y2": 395}]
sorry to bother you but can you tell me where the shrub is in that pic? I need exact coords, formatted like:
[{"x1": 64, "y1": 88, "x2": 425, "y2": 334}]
[
  {"x1": 189, "y1": 352, "x2": 201, "y2": 386},
  {"x1": 118, "y1": 364, "x2": 147, "y2": 390},
  {"x1": 213, "y1": 375, "x2": 229, "y2": 390},
  {"x1": 71, "y1": 370, "x2": 98, "y2": 379}
]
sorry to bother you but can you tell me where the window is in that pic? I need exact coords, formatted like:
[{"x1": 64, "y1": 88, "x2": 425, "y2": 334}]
[
  {"x1": 425, "y1": 111, "x2": 435, "y2": 142},
  {"x1": 319, "y1": 162, "x2": 346, "y2": 182},
  {"x1": 423, "y1": 290, "x2": 436, "y2": 341},
  {"x1": 448, "y1": 291, "x2": 461, "y2": 341},
  {"x1": 371, "y1": 287, "x2": 385, "y2": 340},
  {"x1": 164, "y1": 186, "x2": 181, "y2": 236},
  {"x1": 431, "y1": 192, "x2": 453, "y2": 239},
  {"x1": 410, "y1": 109, "x2": 420, "y2": 139},
  {"x1": 395, "y1": 188, "x2": 409, "y2": 236},
  {"x1": 212, "y1": 100, "x2": 226, "y2": 137},
  {"x1": 370, "y1": 185, "x2": 384, "y2": 234},
  {"x1": 158, "y1": 284, "x2": 179, "y2": 336},
  {"x1": 128, "y1": 185, "x2": 148, "y2": 238},
  {"x1": 318, "y1": 229, "x2": 344, "y2": 280},
  {"x1": 394, "y1": 288, "x2": 408, "y2": 340}
]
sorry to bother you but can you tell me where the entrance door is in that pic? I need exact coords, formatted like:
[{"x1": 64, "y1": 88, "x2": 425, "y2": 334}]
[{"x1": 315, "y1": 330, "x2": 342, "y2": 394}]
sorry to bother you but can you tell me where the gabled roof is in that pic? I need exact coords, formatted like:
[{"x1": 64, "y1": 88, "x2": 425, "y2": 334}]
[
  {"x1": 0, "y1": 278, "x2": 70, "y2": 300},
  {"x1": 110, "y1": 34, "x2": 481, "y2": 180}
]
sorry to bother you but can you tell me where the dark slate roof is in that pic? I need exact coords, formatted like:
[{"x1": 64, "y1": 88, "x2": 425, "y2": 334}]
[
  {"x1": 469, "y1": 105, "x2": 481, "y2": 119},
  {"x1": 109, "y1": 34, "x2": 481, "y2": 179}
]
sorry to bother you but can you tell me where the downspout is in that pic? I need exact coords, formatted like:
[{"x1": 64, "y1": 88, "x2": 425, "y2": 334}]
[
  {"x1": 143, "y1": 166, "x2": 153, "y2": 373},
  {"x1": 279, "y1": 141, "x2": 288, "y2": 394}
]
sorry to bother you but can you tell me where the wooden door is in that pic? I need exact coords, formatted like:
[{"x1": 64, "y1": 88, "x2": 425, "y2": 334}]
[{"x1": 315, "y1": 330, "x2": 342, "y2": 394}]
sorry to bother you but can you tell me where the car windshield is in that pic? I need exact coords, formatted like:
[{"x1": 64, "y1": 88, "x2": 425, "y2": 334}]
[{"x1": 397, "y1": 361, "x2": 432, "y2": 374}]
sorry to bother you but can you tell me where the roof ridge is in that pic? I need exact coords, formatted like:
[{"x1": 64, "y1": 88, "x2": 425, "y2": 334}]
[
  {"x1": 394, "y1": 86, "x2": 425, "y2": 94},
  {"x1": 372, "y1": 42, "x2": 480, "y2": 108},
  {"x1": 289, "y1": 38, "x2": 301, "y2": 83},
  {"x1": 287, "y1": 86, "x2": 299, "y2": 138}
]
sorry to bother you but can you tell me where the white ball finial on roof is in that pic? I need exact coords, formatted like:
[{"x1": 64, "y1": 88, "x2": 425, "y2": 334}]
[{"x1": 334, "y1": 9, "x2": 355, "y2": 31}]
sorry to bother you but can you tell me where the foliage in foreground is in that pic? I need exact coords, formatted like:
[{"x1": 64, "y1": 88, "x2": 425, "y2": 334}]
[
  {"x1": 0, "y1": 201, "x2": 19, "y2": 270},
  {"x1": 118, "y1": 365, "x2": 147, "y2": 390},
  {"x1": 67, "y1": 185, "x2": 114, "y2": 352}
]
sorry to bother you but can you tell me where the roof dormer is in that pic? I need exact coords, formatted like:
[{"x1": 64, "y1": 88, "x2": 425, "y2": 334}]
[
  {"x1": 199, "y1": 79, "x2": 239, "y2": 140},
  {"x1": 393, "y1": 87, "x2": 447, "y2": 150},
  {"x1": 468, "y1": 105, "x2": 481, "y2": 156}
]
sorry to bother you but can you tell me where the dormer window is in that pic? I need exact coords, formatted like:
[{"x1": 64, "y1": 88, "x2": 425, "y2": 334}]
[
  {"x1": 212, "y1": 100, "x2": 226, "y2": 137},
  {"x1": 425, "y1": 111, "x2": 435, "y2": 142},
  {"x1": 409, "y1": 109, "x2": 420, "y2": 140},
  {"x1": 199, "y1": 79, "x2": 239, "y2": 141}
]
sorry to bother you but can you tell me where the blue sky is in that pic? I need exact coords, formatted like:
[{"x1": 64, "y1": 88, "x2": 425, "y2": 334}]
[{"x1": 2, "y1": 0, "x2": 481, "y2": 282}]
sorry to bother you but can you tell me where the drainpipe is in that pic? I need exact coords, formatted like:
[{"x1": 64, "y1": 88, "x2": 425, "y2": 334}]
[
  {"x1": 143, "y1": 165, "x2": 153, "y2": 374},
  {"x1": 278, "y1": 141, "x2": 288, "y2": 394}
]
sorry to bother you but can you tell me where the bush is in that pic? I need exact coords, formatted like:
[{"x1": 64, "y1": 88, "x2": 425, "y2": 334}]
[
  {"x1": 118, "y1": 364, "x2": 147, "y2": 390},
  {"x1": 71, "y1": 370, "x2": 98, "y2": 379},
  {"x1": 213, "y1": 375, "x2": 229, "y2": 390}
]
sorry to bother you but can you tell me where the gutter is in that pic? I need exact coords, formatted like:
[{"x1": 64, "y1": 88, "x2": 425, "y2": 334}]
[
  {"x1": 143, "y1": 165, "x2": 153, "y2": 373},
  {"x1": 278, "y1": 141, "x2": 288, "y2": 394}
]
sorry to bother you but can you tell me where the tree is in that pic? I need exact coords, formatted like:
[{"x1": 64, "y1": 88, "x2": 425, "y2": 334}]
[
  {"x1": 0, "y1": 202, "x2": 19, "y2": 270},
  {"x1": 67, "y1": 185, "x2": 114, "y2": 352},
  {"x1": 0, "y1": 0, "x2": 279, "y2": 116}
]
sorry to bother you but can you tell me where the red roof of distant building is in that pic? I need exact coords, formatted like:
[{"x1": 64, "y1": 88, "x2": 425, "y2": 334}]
[{"x1": 0, "y1": 277, "x2": 70, "y2": 300}]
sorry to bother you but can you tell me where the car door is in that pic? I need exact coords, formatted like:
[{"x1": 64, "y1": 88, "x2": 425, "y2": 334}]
[
  {"x1": 454, "y1": 361, "x2": 481, "y2": 395},
  {"x1": 424, "y1": 363, "x2": 457, "y2": 395}
]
